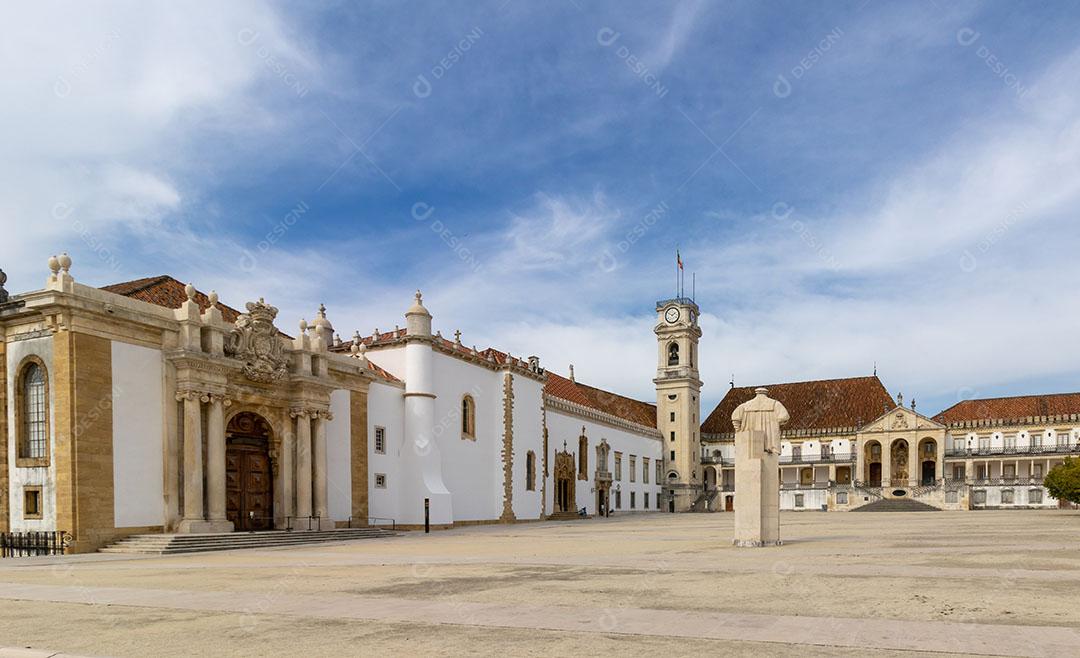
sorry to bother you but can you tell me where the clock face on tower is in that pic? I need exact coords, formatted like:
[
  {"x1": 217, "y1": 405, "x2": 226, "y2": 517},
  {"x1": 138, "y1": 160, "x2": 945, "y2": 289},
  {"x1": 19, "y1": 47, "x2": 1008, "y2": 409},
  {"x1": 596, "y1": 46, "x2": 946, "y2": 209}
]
[{"x1": 664, "y1": 306, "x2": 680, "y2": 324}]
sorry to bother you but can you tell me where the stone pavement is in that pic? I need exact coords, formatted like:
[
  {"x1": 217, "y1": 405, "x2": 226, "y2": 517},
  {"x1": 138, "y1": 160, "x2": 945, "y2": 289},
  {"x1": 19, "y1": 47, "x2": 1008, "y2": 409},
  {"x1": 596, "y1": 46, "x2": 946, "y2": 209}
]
[{"x1": 0, "y1": 511, "x2": 1078, "y2": 657}]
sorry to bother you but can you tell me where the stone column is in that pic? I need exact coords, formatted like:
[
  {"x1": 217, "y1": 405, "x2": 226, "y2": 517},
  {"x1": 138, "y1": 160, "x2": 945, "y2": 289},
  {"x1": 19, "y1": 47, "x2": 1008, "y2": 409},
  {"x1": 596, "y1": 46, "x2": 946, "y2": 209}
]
[
  {"x1": 293, "y1": 410, "x2": 313, "y2": 527},
  {"x1": 178, "y1": 391, "x2": 211, "y2": 533},
  {"x1": 313, "y1": 410, "x2": 332, "y2": 529},
  {"x1": 280, "y1": 410, "x2": 295, "y2": 527},
  {"x1": 881, "y1": 440, "x2": 891, "y2": 487},
  {"x1": 205, "y1": 395, "x2": 233, "y2": 532},
  {"x1": 909, "y1": 440, "x2": 918, "y2": 487}
]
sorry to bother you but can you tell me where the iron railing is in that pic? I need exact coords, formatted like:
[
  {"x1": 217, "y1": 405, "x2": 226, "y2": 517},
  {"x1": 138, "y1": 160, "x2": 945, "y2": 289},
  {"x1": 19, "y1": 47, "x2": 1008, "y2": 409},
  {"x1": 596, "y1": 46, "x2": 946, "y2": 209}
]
[
  {"x1": 945, "y1": 444, "x2": 1080, "y2": 458},
  {"x1": 1, "y1": 531, "x2": 70, "y2": 558},
  {"x1": 779, "y1": 451, "x2": 856, "y2": 465}
]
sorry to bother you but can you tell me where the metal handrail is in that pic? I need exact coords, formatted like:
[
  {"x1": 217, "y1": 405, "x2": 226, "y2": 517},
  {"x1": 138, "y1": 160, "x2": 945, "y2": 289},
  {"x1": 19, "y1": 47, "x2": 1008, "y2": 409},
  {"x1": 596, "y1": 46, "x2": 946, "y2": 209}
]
[
  {"x1": 346, "y1": 516, "x2": 397, "y2": 530},
  {"x1": 945, "y1": 444, "x2": 1080, "y2": 458}
]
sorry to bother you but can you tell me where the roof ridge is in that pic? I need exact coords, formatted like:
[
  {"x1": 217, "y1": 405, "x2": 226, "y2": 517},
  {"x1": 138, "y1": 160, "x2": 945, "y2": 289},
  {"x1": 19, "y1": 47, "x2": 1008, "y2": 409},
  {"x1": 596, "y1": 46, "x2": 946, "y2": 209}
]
[{"x1": 731, "y1": 374, "x2": 883, "y2": 389}]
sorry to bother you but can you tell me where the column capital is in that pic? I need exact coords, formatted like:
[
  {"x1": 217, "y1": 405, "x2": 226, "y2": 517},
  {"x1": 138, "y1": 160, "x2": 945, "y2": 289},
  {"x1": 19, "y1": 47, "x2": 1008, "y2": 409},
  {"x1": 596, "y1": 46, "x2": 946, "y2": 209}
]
[
  {"x1": 175, "y1": 389, "x2": 209, "y2": 403},
  {"x1": 208, "y1": 393, "x2": 233, "y2": 407},
  {"x1": 316, "y1": 410, "x2": 334, "y2": 422},
  {"x1": 290, "y1": 407, "x2": 311, "y2": 419}
]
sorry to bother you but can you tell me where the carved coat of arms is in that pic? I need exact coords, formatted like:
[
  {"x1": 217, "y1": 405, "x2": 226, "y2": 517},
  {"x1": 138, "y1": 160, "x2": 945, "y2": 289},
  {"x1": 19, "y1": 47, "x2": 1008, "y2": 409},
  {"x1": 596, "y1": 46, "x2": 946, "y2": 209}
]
[
  {"x1": 892, "y1": 411, "x2": 909, "y2": 429},
  {"x1": 225, "y1": 299, "x2": 288, "y2": 383}
]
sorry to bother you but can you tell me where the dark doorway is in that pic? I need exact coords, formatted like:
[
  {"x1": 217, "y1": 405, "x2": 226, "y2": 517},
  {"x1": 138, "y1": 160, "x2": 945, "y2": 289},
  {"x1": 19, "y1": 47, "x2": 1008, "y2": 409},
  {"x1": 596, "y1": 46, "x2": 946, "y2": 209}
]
[
  {"x1": 226, "y1": 412, "x2": 274, "y2": 531},
  {"x1": 725, "y1": 496, "x2": 734, "y2": 512},
  {"x1": 869, "y1": 463, "x2": 882, "y2": 487},
  {"x1": 921, "y1": 461, "x2": 936, "y2": 485}
]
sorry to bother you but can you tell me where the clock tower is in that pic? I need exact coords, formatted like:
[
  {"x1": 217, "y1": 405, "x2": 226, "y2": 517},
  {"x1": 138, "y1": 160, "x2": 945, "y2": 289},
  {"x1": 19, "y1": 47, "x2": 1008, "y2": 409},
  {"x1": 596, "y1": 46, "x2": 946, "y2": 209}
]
[{"x1": 654, "y1": 296, "x2": 703, "y2": 512}]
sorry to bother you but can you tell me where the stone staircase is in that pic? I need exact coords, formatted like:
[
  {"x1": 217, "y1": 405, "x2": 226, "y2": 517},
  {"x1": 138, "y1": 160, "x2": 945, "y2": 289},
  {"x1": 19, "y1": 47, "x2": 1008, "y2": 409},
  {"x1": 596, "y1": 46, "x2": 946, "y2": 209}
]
[
  {"x1": 99, "y1": 528, "x2": 397, "y2": 555},
  {"x1": 851, "y1": 498, "x2": 941, "y2": 512},
  {"x1": 689, "y1": 490, "x2": 719, "y2": 512}
]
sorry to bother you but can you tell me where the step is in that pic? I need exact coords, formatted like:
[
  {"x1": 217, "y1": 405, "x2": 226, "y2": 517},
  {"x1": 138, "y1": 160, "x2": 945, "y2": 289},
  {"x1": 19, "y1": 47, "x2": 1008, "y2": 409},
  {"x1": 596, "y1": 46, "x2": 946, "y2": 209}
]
[
  {"x1": 851, "y1": 498, "x2": 941, "y2": 512},
  {"x1": 99, "y1": 528, "x2": 397, "y2": 555}
]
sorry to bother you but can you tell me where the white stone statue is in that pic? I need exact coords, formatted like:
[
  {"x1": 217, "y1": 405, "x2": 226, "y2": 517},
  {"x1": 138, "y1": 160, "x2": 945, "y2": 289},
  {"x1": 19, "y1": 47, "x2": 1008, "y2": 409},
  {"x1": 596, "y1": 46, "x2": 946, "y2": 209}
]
[{"x1": 732, "y1": 387, "x2": 789, "y2": 547}]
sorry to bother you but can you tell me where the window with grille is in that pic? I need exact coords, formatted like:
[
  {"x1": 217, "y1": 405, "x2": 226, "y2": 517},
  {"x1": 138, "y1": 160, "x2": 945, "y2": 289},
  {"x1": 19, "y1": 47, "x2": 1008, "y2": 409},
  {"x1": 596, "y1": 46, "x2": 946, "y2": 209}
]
[
  {"x1": 374, "y1": 426, "x2": 386, "y2": 454},
  {"x1": 21, "y1": 362, "x2": 48, "y2": 460},
  {"x1": 375, "y1": 473, "x2": 387, "y2": 489}
]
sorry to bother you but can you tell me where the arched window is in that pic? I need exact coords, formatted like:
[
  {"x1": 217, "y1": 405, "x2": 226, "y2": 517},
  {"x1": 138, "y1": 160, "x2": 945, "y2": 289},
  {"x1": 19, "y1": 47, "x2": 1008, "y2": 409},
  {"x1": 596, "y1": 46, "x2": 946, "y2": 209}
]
[
  {"x1": 667, "y1": 342, "x2": 680, "y2": 366},
  {"x1": 526, "y1": 451, "x2": 536, "y2": 491},
  {"x1": 578, "y1": 432, "x2": 588, "y2": 479},
  {"x1": 17, "y1": 359, "x2": 49, "y2": 463},
  {"x1": 461, "y1": 395, "x2": 476, "y2": 440}
]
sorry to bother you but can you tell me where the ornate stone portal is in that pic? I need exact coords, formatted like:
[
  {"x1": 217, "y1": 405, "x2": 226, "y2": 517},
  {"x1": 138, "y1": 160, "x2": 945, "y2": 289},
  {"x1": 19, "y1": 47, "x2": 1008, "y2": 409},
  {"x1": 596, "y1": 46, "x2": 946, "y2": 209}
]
[{"x1": 732, "y1": 387, "x2": 789, "y2": 547}]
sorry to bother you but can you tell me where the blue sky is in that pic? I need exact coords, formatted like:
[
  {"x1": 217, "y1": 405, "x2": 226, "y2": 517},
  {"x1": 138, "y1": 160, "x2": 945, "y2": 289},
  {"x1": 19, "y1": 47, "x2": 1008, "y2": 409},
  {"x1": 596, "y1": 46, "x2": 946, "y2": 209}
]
[{"x1": 3, "y1": 1, "x2": 1080, "y2": 416}]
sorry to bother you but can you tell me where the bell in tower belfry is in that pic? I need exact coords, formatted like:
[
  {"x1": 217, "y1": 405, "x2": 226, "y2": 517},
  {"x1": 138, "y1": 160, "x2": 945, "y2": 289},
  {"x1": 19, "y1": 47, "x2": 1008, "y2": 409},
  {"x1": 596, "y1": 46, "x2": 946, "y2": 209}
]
[{"x1": 653, "y1": 295, "x2": 703, "y2": 513}]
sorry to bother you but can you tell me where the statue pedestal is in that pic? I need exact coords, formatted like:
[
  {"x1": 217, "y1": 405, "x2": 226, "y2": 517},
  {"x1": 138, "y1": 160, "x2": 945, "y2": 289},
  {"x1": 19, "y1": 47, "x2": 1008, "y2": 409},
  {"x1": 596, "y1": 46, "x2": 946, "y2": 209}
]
[{"x1": 733, "y1": 430, "x2": 782, "y2": 547}]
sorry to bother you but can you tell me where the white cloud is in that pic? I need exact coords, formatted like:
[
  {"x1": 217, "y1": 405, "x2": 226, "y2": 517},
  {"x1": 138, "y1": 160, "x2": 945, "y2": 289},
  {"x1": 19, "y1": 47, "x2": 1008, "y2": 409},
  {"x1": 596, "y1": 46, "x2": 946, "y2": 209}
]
[{"x1": 0, "y1": 0, "x2": 316, "y2": 291}]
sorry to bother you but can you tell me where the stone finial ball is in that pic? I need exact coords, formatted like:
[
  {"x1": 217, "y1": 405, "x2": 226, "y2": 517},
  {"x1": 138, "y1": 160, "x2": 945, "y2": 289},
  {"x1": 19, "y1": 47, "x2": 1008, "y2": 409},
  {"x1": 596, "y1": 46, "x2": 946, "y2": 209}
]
[
  {"x1": 208, "y1": 290, "x2": 219, "y2": 306},
  {"x1": 299, "y1": 318, "x2": 308, "y2": 333},
  {"x1": 0, "y1": 269, "x2": 6, "y2": 286},
  {"x1": 58, "y1": 252, "x2": 72, "y2": 272},
  {"x1": 184, "y1": 283, "x2": 196, "y2": 301},
  {"x1": 48, "y1": 255, "x2": 60, "y2": 274}
]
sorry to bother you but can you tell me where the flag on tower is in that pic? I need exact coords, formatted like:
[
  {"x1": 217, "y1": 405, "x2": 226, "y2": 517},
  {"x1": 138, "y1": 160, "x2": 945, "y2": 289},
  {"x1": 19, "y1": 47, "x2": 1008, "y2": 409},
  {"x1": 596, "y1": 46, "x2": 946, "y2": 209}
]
[{"x1": 677, "y1": 250, "x2": 683, "y2": 270}]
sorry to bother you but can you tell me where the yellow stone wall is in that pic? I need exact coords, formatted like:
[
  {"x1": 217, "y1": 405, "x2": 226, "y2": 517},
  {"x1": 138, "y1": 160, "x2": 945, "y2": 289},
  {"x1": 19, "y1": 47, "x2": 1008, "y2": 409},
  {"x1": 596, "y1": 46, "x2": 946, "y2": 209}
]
[
  {"x1": 350, "y1": 389, "x2": 369, "y2": 523},
  {"x1": 53, "y1": 331, "x2": 125, "y2": 553},
  {"x1": 0, "y1": 339, "x2": 7, "y2": 533}
]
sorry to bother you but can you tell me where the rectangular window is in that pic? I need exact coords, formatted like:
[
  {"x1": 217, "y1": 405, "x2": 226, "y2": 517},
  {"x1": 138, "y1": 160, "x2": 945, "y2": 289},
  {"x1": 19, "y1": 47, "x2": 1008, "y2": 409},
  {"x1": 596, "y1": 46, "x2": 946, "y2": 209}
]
[
  {"x1": 1031, "y1": 434, "x2": 1042, "y2": 449},
  {"x1": 374, "y1": 426, "x2": 386, "y2": 455},
  {"x1": 630, "y1": 492, "x2": 636, "y2": 509},
  {"x1": 630, "y1": 456, "x2": 636, "y2": 482},
  {"x1": 973, "y1": 489, "x2": 986, "y2": 504},
  {"x1": 1001, "y1": 489, "x2": 1014, "y2": 504},
  {"x1": 977, "y1": 465, "x2": 987, "y2": 480},
  {"x1": 952, "y1": 465, "x2": 965, "y2": 480},
  {"x1": 643, "y1": 457, "x2": 650, "y2": 484},
  {"x1": 670, "y1": 450, "x2": 675, "y2": 461},
  {"x1": 1033, "y1": 464, "x2": 1043, "y2": 479},
  {"x1": 374, "y1": 473, "x2": 387, "y2": 489},
  {"x1": 23, "y1": 487, "x2": 42, "y2": 519},
  {"x1": 656, "y1": 461, "x2": 662, "y2": 484},
  {"x1": 669, "y1": 412, "x2": 675, "y2": 422},
  {"x1": 670, "y1": 431, "x2": 675, "y2": 442},
  {"x1": 616, "y1": 490, "x2": 622, "y2": 509},
  {"x1": 978, "y1": 437, "x2": 990, "y2": 452},
  {"x1": 794, "y1": 493, "x2": 804, "y2": 508},
  {"x1": 1004, "y1": 435, "x2": 1016, "y2": 450},
  {"x1": 1057, "y1": 433, "x2": 1068, "y2": 447},
  {"x1": 1003, "y1": 464, "x2": 1016, "y2": 480},
  {"x1": 614, "y1": 452, "x2": 622, "y2": 481},
  {"x1": 945, "y1": 490, "x2": 958, "y2": 503},
  {"x1": 1029, "y1": 489, "x2": 1043, "y2": 504},
  {"x1": 644, "y1": 492, "x2": 650, "y2": 508},
  {"x1": 836, "y1": 491, "x2": 848, "y2": 505}
]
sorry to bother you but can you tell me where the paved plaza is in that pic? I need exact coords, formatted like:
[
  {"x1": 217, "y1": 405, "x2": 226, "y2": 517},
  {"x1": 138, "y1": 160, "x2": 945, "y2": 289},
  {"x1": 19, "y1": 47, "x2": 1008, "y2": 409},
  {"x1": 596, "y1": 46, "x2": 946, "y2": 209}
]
[{"x1": 0, "y1": 511, "x2": 1079, "y2": 657}]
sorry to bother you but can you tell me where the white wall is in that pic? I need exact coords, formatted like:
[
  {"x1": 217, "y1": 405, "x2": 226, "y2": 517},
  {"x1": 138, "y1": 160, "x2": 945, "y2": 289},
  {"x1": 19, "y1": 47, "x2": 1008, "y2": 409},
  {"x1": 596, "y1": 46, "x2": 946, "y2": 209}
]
[
  {"x1": 325, "y1": 389, "x2": 352, "y2": 522},
  {"x1": 511, "y1": 376, "x2": 544, "y2": 520},
  {"x1": 546, "y1": 409, "x2": 663, "y2": 515},
  {"x1": 429, "y1": 352, "x2": 502, "y2": 522},
  {"x1": 367, "y1": 380, "x2": 404, "y2": 522},
  {"x1": 111, "y1": 341, "x2": 165, "y2": 528},
  {"x1": 6, "y1": 336, "x2": 56, "y2": 532}
]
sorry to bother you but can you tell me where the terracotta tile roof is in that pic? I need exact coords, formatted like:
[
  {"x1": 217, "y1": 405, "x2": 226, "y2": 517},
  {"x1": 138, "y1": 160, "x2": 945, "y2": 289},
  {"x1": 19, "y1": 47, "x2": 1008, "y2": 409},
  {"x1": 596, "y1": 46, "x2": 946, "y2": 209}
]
[
  {"x1": 545, "y1": 371, "x2": 657, "y2": 430},
  {"x1": 363, "y1": 358, "x2": 402, "y2": 384},
  {"x1": 331, "y1": 334, "x2": 656, "y2": 428},
  {"x1": 101, "y1": 275, "x2": 244, "y2": 325},
  {"x1": 934, "y1": 392, "x2": 1080, "y2": 425},
  {"x1": 702, "y1": 376, "x2": 895, "y2": 436}
]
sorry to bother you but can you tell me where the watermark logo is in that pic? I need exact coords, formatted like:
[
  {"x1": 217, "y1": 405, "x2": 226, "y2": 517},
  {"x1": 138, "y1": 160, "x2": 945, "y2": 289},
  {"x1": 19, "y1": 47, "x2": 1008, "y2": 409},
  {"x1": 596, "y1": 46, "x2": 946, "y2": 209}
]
[
  {"x1": 238, "y1": 28, "x2": 310, "y2": 99},
  {"x1": 773, "y1": 27, "x2": 843, "y2": 99},
  {"x1": 956, "y1": 27, "x2": 1029, "y2": 100},
  {"x1": 413, "y1": 27, "x2": 485, "y2": 99},
  {"x1": 597, "y1": 27, "x2": 669, "y2": 99},
  {"x1": 411, "y1": 202, "x2": 483, "y2": 273}
]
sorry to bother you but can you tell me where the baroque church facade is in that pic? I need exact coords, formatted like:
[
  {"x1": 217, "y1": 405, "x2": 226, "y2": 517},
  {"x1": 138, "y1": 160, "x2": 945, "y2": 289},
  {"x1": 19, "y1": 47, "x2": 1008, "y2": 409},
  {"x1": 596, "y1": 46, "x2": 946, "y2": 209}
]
[{"x1": 1, "y1": 256, "x2": 1077, "y2": 552}]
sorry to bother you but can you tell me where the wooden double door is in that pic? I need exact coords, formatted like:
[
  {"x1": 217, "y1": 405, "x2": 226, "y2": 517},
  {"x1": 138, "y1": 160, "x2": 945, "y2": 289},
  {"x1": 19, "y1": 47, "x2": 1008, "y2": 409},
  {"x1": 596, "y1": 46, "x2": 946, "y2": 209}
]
[{"x1": 226, "y1": 438, "x2": 273, "y2": 531}]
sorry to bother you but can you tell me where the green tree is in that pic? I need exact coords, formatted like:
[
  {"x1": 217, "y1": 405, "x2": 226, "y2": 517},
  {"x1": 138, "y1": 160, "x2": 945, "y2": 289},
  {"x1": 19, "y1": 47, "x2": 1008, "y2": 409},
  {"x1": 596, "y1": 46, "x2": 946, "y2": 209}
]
[{"x1": 1043, "y1": 457, "x2": 1080, "y2": 505}]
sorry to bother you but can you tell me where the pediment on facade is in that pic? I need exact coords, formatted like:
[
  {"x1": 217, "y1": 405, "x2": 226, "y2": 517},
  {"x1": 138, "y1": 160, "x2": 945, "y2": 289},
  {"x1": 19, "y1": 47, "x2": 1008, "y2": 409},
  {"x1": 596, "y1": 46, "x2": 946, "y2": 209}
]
[{"x1": 860, "y1": 405, "x2": 945, "y2": 433}]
